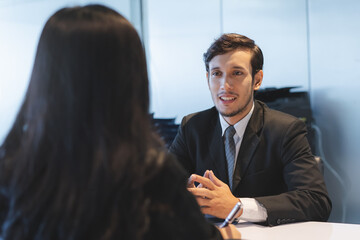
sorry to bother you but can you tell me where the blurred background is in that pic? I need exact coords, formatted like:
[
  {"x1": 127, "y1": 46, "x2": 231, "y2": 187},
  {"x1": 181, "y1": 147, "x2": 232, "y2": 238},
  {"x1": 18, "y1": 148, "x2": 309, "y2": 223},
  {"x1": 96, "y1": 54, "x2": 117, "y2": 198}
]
[{"x1": 1, "y1": 0, "x2": 359, "y2": 224}]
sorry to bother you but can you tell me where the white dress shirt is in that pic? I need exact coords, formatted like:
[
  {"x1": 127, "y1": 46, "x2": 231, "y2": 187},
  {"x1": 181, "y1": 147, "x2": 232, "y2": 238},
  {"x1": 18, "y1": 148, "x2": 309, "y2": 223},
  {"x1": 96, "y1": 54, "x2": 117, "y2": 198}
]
[{"x1": 219, "y1": 102, "x2": 268, "y2": 222}]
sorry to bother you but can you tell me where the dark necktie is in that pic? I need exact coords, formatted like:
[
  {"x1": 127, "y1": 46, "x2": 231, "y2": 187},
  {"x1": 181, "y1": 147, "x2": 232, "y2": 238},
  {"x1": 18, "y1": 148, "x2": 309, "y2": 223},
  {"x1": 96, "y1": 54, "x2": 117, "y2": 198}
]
[{"x1": 224, "y1": 125, "x2": 236, "y2": 190}]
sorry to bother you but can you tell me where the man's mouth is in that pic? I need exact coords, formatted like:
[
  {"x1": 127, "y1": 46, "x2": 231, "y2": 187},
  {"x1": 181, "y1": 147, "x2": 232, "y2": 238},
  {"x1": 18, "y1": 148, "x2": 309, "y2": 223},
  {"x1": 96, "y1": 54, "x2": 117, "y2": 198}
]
[{"x1": 219, "y1": 96, "x2": 236, "y2": 101}]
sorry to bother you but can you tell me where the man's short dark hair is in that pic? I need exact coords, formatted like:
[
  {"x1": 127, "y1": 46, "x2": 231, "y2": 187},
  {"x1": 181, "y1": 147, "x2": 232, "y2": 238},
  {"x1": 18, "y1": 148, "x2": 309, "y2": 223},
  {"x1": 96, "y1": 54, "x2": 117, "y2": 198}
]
[{"x1": 203, "y1": 33, "x2": 264, "y2": 78}]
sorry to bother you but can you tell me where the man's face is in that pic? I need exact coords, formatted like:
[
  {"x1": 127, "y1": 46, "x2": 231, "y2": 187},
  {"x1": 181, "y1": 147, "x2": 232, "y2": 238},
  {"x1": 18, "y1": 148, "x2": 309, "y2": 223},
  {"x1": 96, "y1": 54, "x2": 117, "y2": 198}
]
[{"x1": 207, "y1": 50, "x2": 263, "y2": 125}]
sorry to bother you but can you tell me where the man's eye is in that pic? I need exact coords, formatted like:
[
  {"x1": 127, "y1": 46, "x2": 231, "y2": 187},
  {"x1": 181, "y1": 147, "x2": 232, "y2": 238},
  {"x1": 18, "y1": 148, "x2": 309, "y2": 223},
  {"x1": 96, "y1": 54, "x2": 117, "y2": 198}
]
[
  {"x1": 211, "y1": 71, "x2": 221, "y2": 77},
  {"x1": 234, "y1": 71, "x2": 243, "y2": 76}
]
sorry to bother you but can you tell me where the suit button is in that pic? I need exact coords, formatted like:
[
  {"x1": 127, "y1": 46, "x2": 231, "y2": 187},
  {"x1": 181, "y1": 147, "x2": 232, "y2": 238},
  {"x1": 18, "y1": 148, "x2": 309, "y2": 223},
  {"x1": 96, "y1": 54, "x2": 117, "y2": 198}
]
[{"x1": 277, "y1": 219, "x2": 281, "y2": 224}]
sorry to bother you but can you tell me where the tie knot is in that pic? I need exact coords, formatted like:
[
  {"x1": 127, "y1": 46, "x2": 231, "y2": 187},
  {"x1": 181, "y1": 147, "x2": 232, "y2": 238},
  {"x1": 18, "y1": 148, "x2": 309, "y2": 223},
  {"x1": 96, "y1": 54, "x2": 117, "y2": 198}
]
[{"x1": 224, "y1": 125, "x2": 236, "y2": 139}]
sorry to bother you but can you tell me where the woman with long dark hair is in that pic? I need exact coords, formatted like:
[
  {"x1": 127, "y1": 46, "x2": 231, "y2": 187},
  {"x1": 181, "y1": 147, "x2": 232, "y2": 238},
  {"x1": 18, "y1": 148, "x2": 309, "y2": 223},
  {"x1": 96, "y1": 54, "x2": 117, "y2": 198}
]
[{"x1": 0, "y1": 4, "x2": 240, "y2": 240}]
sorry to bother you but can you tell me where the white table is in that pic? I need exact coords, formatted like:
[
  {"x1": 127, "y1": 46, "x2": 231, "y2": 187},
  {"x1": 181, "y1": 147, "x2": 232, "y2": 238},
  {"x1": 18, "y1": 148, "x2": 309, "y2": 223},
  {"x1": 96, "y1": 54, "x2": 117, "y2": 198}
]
[{"x1": 233, "y1": 221, "x2": 360, "y2": 240}]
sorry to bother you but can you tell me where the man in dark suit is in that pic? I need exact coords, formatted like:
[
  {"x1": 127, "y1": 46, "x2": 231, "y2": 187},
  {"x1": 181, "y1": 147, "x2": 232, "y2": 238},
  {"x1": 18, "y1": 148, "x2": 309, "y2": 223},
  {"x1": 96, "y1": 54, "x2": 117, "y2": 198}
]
[{"x1": 169, "y1": 33, "x2": 331, "y2": 226}]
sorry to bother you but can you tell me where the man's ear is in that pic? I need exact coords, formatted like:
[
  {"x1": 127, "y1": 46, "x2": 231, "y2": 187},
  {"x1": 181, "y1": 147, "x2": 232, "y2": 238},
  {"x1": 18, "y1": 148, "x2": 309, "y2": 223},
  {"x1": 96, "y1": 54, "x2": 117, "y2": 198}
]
[{"x1": 253, "y1": 70, "x2": 263, "y2": 91}]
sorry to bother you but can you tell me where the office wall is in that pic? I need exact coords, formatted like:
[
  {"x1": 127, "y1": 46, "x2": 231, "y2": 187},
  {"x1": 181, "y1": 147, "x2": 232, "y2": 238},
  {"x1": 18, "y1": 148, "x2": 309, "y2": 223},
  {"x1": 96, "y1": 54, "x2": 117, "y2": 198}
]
[
  {"x1": 145, "y1": 0, "x2": 360, "y2": 223},
  {"x1": 309, "y1": 0, "x2": 360, "y2": 223},
  {"x1": 0, "y1": 0, "x2": 133, "y2": 144},
  {"x1": 144, "y1": 0, "x2": 220, "y2": 120}
]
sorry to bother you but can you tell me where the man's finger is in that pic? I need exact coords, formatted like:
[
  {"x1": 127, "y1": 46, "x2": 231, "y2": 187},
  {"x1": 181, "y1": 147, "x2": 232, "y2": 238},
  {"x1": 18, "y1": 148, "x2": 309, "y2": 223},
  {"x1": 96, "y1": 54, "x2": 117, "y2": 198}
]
[
  {"x1": 209, "y1": 170, "x2": 226, "y2": 187},
  {"x1": 197, "y1": 170, "x2": 211, "y2": 188},
  {"x1": 187, "y1": 174, "x2": 197, "y2": 188},
  {"x1": 191, "y1": 175, "x2": 216, "y2": 190},
  {"x1": 188, "y1": 187, "x2": 214, "y2": 199}
]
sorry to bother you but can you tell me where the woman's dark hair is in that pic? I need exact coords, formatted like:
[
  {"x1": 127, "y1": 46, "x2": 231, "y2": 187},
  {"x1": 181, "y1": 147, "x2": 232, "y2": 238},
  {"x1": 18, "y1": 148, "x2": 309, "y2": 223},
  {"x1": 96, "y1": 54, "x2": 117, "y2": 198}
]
[
  {"x1": 203, "y1": 33, "x2": 264, "y2": 79},
  {"x1": 0, "y1": 4, "x2": 161, "y2": 239}
]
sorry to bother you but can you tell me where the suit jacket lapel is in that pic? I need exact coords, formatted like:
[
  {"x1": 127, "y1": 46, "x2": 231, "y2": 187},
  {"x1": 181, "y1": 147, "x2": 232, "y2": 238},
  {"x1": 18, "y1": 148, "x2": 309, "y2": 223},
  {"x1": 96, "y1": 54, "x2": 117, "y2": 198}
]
[
  {"x1": 232, "y1": 101, "x2": 264, "y2": 190},
  {"x1": 208, "y1": 114, "x2": 229, "y2": 185}
]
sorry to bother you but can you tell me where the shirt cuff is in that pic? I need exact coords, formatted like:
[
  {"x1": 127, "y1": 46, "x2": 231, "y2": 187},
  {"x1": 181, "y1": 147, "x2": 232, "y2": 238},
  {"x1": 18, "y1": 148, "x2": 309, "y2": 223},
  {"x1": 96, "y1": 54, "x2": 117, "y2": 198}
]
[{"x1": 237, "y1": 198, "x2": 268, "y2": 222}]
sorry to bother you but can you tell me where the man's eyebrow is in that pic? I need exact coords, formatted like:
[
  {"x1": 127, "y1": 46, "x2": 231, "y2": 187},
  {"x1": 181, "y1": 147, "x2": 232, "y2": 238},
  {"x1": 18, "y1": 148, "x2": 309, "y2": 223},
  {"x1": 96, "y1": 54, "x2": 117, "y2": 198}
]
[
  {"x1": 209, "y1": 65, "x2": 247, "y2": 71},
  {"x1": 209, "y1": 66, "x2": 220, "y2": 71},
  {"x1": 232, "y1": 66, "x2": 246, "y2": 70}
]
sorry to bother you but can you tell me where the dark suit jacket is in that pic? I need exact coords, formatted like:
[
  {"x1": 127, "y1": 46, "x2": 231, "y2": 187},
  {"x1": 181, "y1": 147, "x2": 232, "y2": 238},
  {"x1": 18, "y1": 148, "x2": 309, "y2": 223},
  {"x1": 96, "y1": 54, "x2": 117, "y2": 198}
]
[{"x1": 170, "y1": 100, "x2": 332, "y2": 226}]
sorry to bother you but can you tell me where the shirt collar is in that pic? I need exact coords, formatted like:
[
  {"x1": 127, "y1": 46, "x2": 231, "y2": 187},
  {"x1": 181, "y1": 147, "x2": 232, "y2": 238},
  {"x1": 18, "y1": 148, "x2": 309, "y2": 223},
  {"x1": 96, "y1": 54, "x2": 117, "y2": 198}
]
[{"x1": 219, "y1": 102, "x2": 255, "y2": 138}]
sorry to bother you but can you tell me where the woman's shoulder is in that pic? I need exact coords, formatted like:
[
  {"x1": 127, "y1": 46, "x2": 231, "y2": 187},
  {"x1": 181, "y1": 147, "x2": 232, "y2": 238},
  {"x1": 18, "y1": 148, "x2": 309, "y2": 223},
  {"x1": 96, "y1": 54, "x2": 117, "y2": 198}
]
[{"x1": 145, "y1": 148, "x2": 188, "y2": 188}]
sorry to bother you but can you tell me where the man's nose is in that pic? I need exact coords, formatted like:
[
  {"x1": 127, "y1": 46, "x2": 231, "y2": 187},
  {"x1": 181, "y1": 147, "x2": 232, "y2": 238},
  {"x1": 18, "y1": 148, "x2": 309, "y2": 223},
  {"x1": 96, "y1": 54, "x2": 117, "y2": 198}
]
[{"x1": 220, "y1": 75, "x2": 233, "y2": 90}]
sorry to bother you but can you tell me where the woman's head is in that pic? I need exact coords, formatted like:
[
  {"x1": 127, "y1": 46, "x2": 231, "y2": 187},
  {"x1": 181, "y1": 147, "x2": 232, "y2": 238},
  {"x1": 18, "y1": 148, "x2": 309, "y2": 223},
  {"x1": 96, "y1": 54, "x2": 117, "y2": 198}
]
[
  {"x1": 1, "y1": 5, "x2": 156, "y2": 240},
  {"x1": 26, "y1": 4, "x2": 149, "y2": 143}
]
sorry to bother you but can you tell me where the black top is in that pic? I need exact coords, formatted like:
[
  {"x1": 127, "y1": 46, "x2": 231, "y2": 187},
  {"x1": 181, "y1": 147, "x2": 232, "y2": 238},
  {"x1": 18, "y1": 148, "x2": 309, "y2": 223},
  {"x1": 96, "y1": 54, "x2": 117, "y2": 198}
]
[{"x1": 0, "y1": 150, "x2": 222, "y2": 240}]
